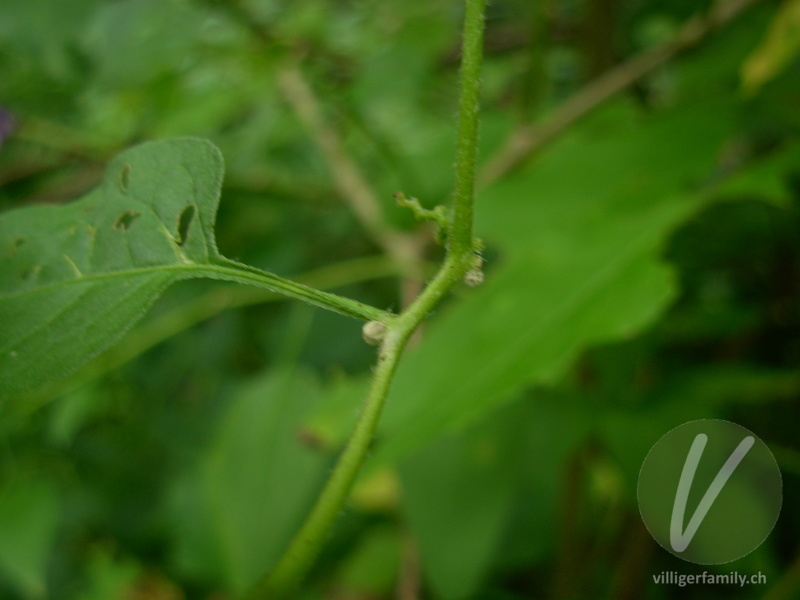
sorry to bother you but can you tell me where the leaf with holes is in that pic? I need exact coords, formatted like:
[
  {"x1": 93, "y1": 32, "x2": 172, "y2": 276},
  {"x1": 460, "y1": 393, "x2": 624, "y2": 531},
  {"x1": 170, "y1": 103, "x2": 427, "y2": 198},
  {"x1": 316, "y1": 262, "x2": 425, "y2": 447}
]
[
  {"x1": 1, "y1": 138, "x2": 386, "y2": 401},
  {"x1": 0, "y1": 139, "x2": 224, "y2": 400}
]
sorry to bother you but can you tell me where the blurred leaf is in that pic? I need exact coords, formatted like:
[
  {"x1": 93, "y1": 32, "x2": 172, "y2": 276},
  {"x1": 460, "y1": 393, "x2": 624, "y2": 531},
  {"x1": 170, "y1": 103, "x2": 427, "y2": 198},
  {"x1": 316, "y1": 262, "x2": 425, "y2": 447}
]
[
  {"x1": 497, "y1": 394, "x2": 596, "y2": 569},
  {"x1": 0, "y1": 138, "x2": 224, "y2": 400},
  {"x1": 0, "y1": 0, "x2": 101, "y2": 82},
  {"x1": 46, "y1": 385, "x2": 104, "y2": 446},
  {"x1": 741, "y1": 0, "x2": 800, "y2": 94},
  {"x1": 81, "y1": 0, "x2": 205, "y2": 88},
  {"x1": 304, "y1": 374, "x2": 370, "y2": 449},
  {"x1": 169, "y1": 367, "x2": 332, "y2": 594},
  {"x1": 716, "y1": 143, "x2": 800, "y2": 207},
  {"x1": 399, "y1": 405, "x2": 525, "y2": 600},
  {"x1": 0, "y1": 478, "x2": 60, "y2": 598}
]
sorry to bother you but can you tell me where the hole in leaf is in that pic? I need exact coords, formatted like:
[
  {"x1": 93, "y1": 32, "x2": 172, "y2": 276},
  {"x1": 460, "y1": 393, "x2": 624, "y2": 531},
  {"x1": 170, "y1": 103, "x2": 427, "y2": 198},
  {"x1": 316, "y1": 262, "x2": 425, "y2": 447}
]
[
  {"x1": 8, "y1": 237, "x2": 25, "y2": 258},
  {"x1": 114, "y1": 211, "x2": 140, "y2": 230},
  {"x1": 119, "y1": 163, "x2": 131, "y2": 192},
  {"x1": 176, "y1": 204, "x2": 196, "y2": 247}
]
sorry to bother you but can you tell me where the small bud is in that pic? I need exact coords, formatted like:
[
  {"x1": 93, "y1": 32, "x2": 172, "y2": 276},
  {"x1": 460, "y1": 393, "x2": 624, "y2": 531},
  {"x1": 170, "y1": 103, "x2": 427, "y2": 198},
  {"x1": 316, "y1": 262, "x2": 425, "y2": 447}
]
[
  {"x1": 362, "y1": 320, "x2": 387, "y2": 345},
  {"x1": 464, "y1": 268, "x2": 484, "y2": 287},
  {"x1": 464, "y1": 253, "x2": 484, "y2": 287}
]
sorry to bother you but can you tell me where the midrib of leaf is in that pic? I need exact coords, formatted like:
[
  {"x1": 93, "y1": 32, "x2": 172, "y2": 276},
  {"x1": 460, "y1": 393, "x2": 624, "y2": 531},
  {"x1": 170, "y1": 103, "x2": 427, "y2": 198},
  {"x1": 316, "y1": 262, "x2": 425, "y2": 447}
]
[
  {"x1": 0, "y1": 265, "x2": 198, "y2": 303},
  {"x1": 0, "y1": 261, "x2": 389, "y2": 323}
]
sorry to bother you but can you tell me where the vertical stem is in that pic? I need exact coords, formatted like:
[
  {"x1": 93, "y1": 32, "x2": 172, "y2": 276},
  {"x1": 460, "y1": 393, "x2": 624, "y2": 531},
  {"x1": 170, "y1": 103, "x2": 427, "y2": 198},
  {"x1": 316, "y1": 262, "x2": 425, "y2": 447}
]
[{"x1": 450, "y1": 0, "x2": 487, "y2": 259}]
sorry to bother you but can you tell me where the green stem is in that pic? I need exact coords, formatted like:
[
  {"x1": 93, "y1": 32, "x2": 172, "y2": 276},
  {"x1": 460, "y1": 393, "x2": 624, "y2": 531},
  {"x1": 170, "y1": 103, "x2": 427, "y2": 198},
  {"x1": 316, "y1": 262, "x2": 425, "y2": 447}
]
[
  {"x1": 450, "y1": 0, "x2": 487, "y2": 258},
  {"x1": 202, "y1": 259, "x2": 393, "y2": 323},
  {"x1": 246, "y1": 0, "x2": 487, "y2": 596}
]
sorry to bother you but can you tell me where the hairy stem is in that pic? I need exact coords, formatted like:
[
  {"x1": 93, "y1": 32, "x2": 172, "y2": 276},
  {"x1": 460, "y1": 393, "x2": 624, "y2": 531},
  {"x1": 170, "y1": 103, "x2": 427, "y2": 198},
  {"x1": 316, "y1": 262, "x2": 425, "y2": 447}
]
[
  {"x1": 450, "y1": 0, "x2": 487, "y2": 258},
  {"x1": 202, "y1": 259, "x2": 393, "y2": 323},
  {"x1": 276, "y1": 65, "x2": 422, "y2": 279},
  {"x1": 246, "y1": 0, "x2": 488, "y2": 596}
]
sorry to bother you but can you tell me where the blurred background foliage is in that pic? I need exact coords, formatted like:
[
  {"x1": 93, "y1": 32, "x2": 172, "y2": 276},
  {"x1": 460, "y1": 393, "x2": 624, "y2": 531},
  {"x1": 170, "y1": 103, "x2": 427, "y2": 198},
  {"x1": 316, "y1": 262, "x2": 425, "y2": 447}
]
[{"x1": 1, "y1": 0, "x2": 800, "y2": 598}]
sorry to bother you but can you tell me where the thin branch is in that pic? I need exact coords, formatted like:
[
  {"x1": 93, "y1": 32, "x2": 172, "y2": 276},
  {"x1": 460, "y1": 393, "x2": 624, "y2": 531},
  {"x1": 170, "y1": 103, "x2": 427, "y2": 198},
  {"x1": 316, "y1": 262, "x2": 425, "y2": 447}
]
[
  {"x1": 478, "y1": 0, "x2": 765, "y2": 187},
  {"x1": 276, "y1": 64, "x2": 426, "y2": 285}
]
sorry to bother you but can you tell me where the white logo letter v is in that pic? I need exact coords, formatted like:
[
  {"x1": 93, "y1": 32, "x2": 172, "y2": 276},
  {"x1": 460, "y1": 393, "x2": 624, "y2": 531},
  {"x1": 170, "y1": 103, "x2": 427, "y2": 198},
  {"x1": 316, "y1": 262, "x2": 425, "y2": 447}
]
[{"x1": 670, "y1": 433, "x2": 755, "y2": 552}]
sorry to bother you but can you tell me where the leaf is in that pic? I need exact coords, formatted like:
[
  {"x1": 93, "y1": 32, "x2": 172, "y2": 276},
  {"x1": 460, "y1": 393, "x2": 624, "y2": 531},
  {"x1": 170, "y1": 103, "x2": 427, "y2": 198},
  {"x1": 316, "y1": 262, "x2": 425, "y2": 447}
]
[
  {"x1": 168, "y1": 368, "x2": 332, "y2": 594},
  {"x1": 0, "y1": 138, "x2": 224, "y2": 400},
  {"x1": 398, "y1": 405, "x2": 525, "y2": 600},
  {"x1": 741, "y1": 0, "x2": 800, "y2": 94}
]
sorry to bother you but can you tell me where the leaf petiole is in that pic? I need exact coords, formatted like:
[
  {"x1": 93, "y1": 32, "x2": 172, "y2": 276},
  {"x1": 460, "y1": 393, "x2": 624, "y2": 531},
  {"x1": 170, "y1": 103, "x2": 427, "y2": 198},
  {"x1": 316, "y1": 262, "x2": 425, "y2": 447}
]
[{"x1": 200, "y1": 258, "x2": 395, "y2": 323}]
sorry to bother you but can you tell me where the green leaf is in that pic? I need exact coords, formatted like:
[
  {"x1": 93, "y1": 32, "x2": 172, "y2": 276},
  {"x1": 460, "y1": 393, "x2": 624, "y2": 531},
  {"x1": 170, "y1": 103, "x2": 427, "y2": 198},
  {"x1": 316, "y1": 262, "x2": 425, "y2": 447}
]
[
  {"x1": 0, "y1": 138, "x2": 385, "y2": 401},
  {"x1": 399, "y1": 394, "x2": 593, "y2": 599},
  {"x1": 169, "y1": 368, "x2": 332, "y2": 594},
  {"x1": 398, "y1": 405, "x2": 524, "y2": 600},
  {"x1": 0, "y1": 138, "x2": 223, "y2": 400}
]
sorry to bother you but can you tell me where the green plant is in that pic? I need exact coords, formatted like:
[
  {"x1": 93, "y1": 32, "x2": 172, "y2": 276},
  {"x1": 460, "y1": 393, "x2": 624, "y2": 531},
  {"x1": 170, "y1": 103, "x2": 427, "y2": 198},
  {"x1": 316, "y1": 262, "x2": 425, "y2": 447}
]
[{"x1": 2, "y1": 0, "x2": 800, "y2": 599}]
